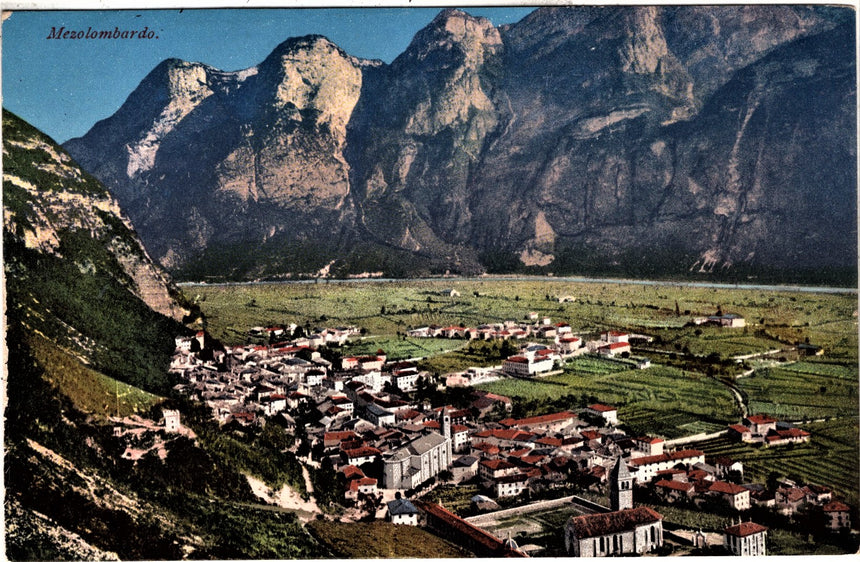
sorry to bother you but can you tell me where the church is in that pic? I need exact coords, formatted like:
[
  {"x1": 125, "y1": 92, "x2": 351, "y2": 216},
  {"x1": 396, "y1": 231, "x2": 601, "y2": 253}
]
[
  {"x1": 382, "y1": 411, "x2": 453, "y2": 490},
  {"x1": 565, "y1": 457, "x2": 664, "y2": 557}
]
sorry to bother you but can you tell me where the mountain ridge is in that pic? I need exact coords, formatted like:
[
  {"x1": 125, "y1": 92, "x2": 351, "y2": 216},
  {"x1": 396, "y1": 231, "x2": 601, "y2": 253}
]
[{"x1": 63, "y1": 6, "x2": 857, "y2": 283}]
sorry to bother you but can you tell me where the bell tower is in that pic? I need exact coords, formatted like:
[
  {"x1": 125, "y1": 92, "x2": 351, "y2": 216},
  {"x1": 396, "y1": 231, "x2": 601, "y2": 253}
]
[
  {"x1": 440, "y1": 408, "x2": 453, "y2": 464},
  {"x1": 610, "y1": 456, "x2": 634, "y2": 511}
]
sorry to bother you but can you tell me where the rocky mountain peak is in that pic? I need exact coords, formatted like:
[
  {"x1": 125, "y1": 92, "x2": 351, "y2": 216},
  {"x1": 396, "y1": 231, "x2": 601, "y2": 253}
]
[
  {"x1": 258, "y1": 34, "x2": 363, "y2": 131},
  {"x1": 400, "y1": 8, "x2": 502, "y2": 65}
]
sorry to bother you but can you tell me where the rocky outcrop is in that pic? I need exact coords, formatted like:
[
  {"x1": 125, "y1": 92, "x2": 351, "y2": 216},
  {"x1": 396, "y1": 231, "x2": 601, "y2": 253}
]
[{"x1": 63, "y1": 6, "x2": 856, "y2": 281}]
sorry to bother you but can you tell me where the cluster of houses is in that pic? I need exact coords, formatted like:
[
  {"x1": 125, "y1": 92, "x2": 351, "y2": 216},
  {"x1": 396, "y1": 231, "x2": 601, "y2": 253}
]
[
  {"x1": 167, "y1": 311, "x2": 853, "y2": 556},
  {"x1": 727, "y1": 414, "x2": 812, "y2": 446},
  {"x1": 443, "y1": 330, "x2": 650, "y2": 385}
]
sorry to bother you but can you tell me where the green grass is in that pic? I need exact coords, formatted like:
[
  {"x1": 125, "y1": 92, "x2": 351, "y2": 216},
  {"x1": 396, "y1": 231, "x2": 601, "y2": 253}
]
[
  {"x1": 423, "y1": 484, "x2": 481, "y2": 516},
  {"x1": 307, "y1": 520, "x2": 470, "y2": 558},
  {"x1": 769, "y1": 528, "x2": 853, "y2": 556},
  {"x1": 28, "y1": 333, "x2": 164, "y2": 417}
]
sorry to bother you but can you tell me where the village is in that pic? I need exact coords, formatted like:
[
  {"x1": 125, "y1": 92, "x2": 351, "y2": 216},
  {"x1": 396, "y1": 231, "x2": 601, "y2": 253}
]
[{"x1": 156, "y1": 307, "x2": 854, "y2": 557}]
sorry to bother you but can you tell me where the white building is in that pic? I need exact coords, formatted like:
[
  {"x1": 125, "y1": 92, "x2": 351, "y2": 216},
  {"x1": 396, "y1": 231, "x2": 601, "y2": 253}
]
[
  {"x1": 502, "y1": 353, "x2": 554, "y2": 376},
  {"x1": 587, "y1": 404, "x2": 618, "y2": 426},
  {"x1": 382, "y1": 413, "x2": 453, "y2": 490},
  {"x1": 723, "y1": 522, "x2": 767, "y2": 556},
  {"x1": 628, "y1": 450, "x2": 706, "y2": 483},
  {"x1": 387, "y1": 498, "x2": 419, "y2": 525}
]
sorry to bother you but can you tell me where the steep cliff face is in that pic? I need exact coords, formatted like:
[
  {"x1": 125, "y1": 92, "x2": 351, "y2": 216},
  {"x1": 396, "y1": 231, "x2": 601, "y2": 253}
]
[
  {"x1": 64, "y1": 6, "x2": 856, "y2": 281},
  {"x1": 346, "y1": 9, "x2": 504, "y2": 273},
  {"x1": 65, "y1": 36, "x2": 368, "y2": 273}
]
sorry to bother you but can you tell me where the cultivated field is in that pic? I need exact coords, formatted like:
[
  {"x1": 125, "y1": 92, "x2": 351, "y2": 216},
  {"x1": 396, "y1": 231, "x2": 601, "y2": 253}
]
[
  {"x1": 477, "y1": 360, "x2": 738, "y2": 439},
  {"x1": 183, "y1": 279, "x2": 858, "y2": 360}
]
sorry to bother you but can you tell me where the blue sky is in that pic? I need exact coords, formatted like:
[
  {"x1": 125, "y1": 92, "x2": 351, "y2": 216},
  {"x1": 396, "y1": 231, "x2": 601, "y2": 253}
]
[{"x1": 2, "y1": 7, "x2": 535, "y2": 144}]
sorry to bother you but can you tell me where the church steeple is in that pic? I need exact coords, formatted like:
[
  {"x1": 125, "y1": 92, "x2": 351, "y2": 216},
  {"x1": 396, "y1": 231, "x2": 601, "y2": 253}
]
[{"x1": 610, "y1": 456, "x2": 634, "y2": 511}]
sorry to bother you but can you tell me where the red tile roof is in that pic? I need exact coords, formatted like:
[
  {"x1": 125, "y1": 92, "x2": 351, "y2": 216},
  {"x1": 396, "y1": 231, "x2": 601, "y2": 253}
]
[
  {"x1": 325, "y1": 430, "x2": 357, "y2": 443},
  {"x1": 536, "y1": 437, "x2": 563, "y2": 447},
  {"x1": 775, "y1": 428, "x2": 810, "y2": 439},
  {"x1": 724, "y1": 521, "x2": 768, "y2": 537},
  {"x1": 746, "y1": 414, "x2": 778, "y2": 425},
  {"x1": 343, "y1": 446, "x2": 381, "y2": 459},
  {"x1": 709, "y1": 481, "x2": 748, "y2": 496},
  {"x1": 656, "y1": 479, "x2": 693, "y2": 493},
  {"x1": 588, "y1": 404, "x2": 616, "y2": 413},
  {"x1": 823, "y1": 501, "x2": 851, "y2": 512},
  {"x1": 473, "y1": 442, "x2": 501, "y2": 455},
  {"x1": 341, "y1": 465, "x2": 364, "y2": 480},
  {"x1": 500, "y1": 411, "x2": 577, "y2": 428},
  {"x1": 581, "y1": 430, "x2": 602, "y2": 440},
  {"x1": 480, "y1": 459, "x2": 517, "y2": 471},
  {"x1": 569, "y1": 507, "x2": 662, "y2": 539},
  {"x1": 505, "y1": 356, "x2": 529, "y2": 364},
  {"x1": 728, "y1": 424, "x2": 750, "y2": 433}
]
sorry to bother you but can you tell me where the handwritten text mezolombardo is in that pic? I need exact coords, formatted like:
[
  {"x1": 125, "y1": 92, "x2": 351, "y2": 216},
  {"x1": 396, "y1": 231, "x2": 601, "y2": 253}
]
[{"x1": 47, "y1": 26, "x2": 158, "y2": 40}]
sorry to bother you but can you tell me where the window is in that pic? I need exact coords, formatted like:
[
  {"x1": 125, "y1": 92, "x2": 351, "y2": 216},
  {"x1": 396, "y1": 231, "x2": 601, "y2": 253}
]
[{"x1": 651, "y1": 525, "x2": 656, "y2": 543}]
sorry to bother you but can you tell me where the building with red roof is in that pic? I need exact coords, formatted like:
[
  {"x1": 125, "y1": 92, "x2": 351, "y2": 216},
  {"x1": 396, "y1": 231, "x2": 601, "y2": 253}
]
[
  {"x1": 587, "y1": 404, "x2": 618, "y2": 426},
  {"x1": 499, "y1": 410, "x2": 577, "y2": 432},
  {"x1": 709, "y1": 481, "x2": 751, "y2": 510},
  {"x1": 743, "y1": 414, "x2": 778, "y2": 435},
  {"x1": 414, "y1": 501, "x2": 527, "y2": 557},
  {"x1": 479, "y1": 458, "x2": 519, "y2": 480},
  {"x1": 723, "y1": 521, "x2": 767, "y2": 556},
  {"x1": 822, "y1": 500, "x2": 852, "y2": 532},
  {"x1": 597, "y1": 341, "x2": 631, "y2": 357}
]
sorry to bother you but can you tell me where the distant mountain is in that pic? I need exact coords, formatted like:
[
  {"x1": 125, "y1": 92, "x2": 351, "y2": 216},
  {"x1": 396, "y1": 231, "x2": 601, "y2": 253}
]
[{"x1": 64, "y1": 6, "x2": 856, "y2": 282}]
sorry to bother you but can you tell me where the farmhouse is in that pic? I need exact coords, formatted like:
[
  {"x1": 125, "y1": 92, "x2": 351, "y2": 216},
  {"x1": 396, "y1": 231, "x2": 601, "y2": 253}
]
[
  {"x1": 822, "y1": 501, "x2": 852, "y2": 532},
  {"x1": 564, "y1": 507, "x2": 664, "y2": 557},
  {"x1": 597, "y1": 342, "x2": 631, "y2": 357},
  {"x1": 708, "y1": 481, "x2": 751, "y2": 511},
  {"x1": 586, "y1": 404, "x2": 618, "y2": 426}
]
